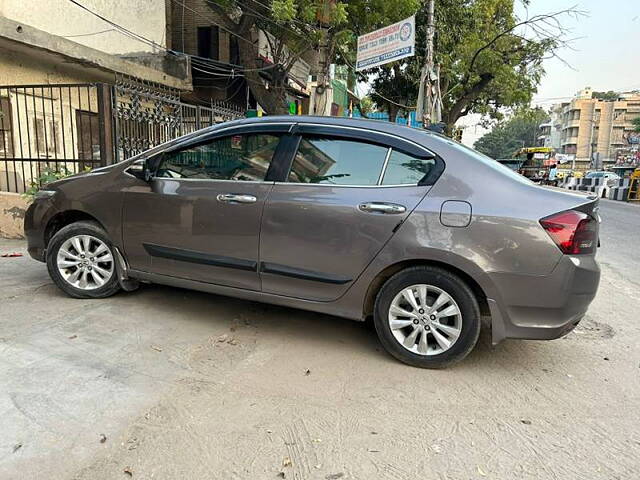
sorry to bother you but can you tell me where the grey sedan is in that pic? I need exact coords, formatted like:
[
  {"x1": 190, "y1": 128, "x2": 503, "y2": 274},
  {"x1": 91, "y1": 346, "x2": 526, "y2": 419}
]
[{"x1": 25, "y1": 116, "x2": 600, "y2": 368}]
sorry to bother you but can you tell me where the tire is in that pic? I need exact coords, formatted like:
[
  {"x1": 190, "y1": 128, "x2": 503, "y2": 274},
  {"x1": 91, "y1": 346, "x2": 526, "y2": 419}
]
[
  {"x1": 373, "y1": 266, "x2": 481, "y2": 369},
  {"x1": 46, "y1": 221, "x2": 121, "y2": 299}
]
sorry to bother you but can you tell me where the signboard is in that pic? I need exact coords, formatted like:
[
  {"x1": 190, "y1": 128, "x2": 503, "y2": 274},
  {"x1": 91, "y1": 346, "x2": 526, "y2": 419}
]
[
  {"x1": 555, "y1": 153, "x2": 574, "y2": 164},
  {"x1": 356, "y1": 15, "x2": 415, "y2": 71}
]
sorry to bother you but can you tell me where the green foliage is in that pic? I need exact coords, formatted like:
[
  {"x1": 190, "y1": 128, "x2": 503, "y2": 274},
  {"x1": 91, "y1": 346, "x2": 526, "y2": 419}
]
[
  {"x1": 473, "y1": 107, "x2": 549, "y2": 159},
  {"x1": 362, "y1": 0, "x2": 567, "y2": 129},
  {"x1": 358, "y1": 96, "x2": 374, "y2": 114},
  {"x1": 592, "y1": 91, "x2": 619, "y2": 101},
  {"x1": 23, "y1": 166, "x2": 74, "y2": 200},
  {"x1": 271, "y1": 0, "x2": 297, "y2": 21},
  {"x1": 206, "y1": 0, "x2": 354, "y2": 114},
  {"x1": 634, "y1": 117, "x2": 640, "y2": 133},
  {"x1": 370, "y1": 64, "x2": 419, "y2": 121},
  {"x1": 345, "y1": 0, "x2": 421, "y2": 36}
]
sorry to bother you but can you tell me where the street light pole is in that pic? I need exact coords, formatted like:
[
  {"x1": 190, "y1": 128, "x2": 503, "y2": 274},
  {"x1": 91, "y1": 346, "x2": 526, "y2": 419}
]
[{"x1": 416, "y1": 0, "x2": 435, "y2": 127}]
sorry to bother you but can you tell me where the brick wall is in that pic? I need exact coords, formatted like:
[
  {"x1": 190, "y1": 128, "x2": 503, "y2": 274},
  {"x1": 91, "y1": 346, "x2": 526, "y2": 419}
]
[{"x1": 170, "y1": 0, "x2": 231, "y2": 63}]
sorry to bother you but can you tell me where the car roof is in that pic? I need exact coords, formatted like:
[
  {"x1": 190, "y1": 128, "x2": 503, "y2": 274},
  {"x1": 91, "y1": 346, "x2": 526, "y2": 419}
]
[
  {"x1": 136, "y1": 115, "x2": 461, "y2": 162},
  {"x1": 201, "y1": 115, "x2": 446, "y2": 148}
]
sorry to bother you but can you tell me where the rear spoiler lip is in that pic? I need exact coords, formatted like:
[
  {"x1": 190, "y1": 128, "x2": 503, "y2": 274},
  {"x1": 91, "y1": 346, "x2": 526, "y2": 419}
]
[{"x1": 572, "y1": 196, "x2": 599, "y2": 217}]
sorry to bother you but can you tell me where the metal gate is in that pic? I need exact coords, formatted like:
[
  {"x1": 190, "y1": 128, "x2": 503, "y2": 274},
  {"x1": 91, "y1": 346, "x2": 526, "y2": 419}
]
[
  {"x1": 0, "y1": 80, "x2": 244, "y2": 193},
  {"x1": 0, "y1": 84, "x2": 107, "y2": 193},
  {"x1": 113, "y1": 76, "x2": 244, "y2": 161}
]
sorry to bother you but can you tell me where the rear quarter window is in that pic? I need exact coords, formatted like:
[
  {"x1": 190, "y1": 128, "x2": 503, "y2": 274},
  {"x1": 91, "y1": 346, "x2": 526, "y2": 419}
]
[{"x1": 382, "y1": 150, "x2": 436, "y2": 185}]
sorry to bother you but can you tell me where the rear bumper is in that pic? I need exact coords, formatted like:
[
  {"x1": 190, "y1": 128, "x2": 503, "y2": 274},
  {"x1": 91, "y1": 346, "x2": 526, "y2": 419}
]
[{"x1": 488, "y1": 255, "x2": 600, "y2": 344}]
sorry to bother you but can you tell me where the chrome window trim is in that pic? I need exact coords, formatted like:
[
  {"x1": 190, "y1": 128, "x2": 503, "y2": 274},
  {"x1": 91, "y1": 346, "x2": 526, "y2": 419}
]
[
  {"x1": 377, "y1": 148, "x2": 393, "y2": 185},
  {"x1": 273, "y1": 182, "x2": 424, "y2": 189},
  {"x1": 152, "y1": 177, "x2": 274, "y2": 185}
]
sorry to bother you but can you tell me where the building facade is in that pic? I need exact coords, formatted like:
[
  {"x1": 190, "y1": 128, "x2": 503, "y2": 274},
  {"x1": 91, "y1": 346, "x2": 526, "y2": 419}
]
[
  {"x1": 551, "y1": 87, "x2": 640, "y2": 169},
  {"x1": 169, "y1": 0, "x2": 311, "y2": 112},
  {"x1": 537, "y1": 104, "x2": 563, "y2": 150}
]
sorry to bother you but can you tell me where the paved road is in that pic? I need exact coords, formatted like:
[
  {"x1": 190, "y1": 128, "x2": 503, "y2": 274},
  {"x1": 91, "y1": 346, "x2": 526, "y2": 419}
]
[
  {"x1": 0, "y1": 199, "x2": 639, "y2": 480},
  {"x1": 598, "y1": 199, "x2": 640, "y2": 284}
]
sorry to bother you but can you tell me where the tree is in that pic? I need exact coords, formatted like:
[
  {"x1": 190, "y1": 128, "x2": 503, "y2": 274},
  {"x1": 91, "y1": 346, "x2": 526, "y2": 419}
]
[
  {"x1": 370, "y1": 64, "x2": 419, "y2": 122},
  {"x1": 201, "y1": 0, "x2": 414, "y2": 115},
  {"x1": 364, "y1": 0, "x2": 582, "y2": 131},
  {"x1": 633, "y1": 117, "x2": 640, "y2": 133},
  {"x1": 592, "y1": 91, "x2": 619, "y2": 101},
  {"x1": 473, "y1": 107, "x2": 549, "y2": 159},
  {"x1": 202, "y1": 0, "x2": 348, "y2": 115}
]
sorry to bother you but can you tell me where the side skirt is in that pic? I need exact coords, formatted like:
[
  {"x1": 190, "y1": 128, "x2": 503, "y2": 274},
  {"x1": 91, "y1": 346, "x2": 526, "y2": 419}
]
[{"x1": 128, "y1": 269, "x2": 363, "y2": 321}]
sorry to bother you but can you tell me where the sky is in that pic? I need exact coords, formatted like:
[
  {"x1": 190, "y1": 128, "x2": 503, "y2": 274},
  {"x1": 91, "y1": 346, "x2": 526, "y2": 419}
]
[{"x1": 457, "y1": 0, "x2": 640, "y2": 145}]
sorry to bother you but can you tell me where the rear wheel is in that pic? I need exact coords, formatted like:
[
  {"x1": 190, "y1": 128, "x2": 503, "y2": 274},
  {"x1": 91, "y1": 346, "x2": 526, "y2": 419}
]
[
  {"x1": 373, "y1": 266, "x2": 480, "y2": 368},
  {"x1": 46, "y1": 221, "x2": 121, "y2": 299}
]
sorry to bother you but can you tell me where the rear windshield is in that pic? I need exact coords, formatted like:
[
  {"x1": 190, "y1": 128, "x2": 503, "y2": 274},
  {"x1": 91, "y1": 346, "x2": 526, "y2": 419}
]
[{"x1": 422, "y1": 132, "x2": 534, "y2": 185}]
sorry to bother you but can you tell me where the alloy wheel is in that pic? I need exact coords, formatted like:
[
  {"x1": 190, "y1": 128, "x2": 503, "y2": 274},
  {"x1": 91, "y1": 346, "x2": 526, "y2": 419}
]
[
  {"x1": 388, "y1": 284, "x2": 462, "y2": 356},
  {"x1": 56, "y1": 235, "x2": 114, "y2": 290}
]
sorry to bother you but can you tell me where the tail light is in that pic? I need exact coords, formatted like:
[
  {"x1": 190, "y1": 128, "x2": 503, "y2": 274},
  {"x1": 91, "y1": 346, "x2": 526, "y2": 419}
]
[{"x1": 540, "y1": 210, "x2": 597, "y2": 255}]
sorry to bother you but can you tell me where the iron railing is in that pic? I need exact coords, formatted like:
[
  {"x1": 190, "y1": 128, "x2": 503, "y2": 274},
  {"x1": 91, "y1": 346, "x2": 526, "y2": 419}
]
[
  {"x1": 0, "y1": 81, "x2": 245, "y2": 193},
  {"x1": 0, "y1": 84, "x2": 105, "y2": 193}
]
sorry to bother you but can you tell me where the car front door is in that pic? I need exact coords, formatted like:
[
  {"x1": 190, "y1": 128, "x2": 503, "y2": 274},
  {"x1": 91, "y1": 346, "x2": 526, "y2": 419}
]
[
  {"x1": 121, "y1": 124, "x2": 291, "y2": 291},
  {"x1": 259, "y1": 125, "x2": 442, "y2": 301}
]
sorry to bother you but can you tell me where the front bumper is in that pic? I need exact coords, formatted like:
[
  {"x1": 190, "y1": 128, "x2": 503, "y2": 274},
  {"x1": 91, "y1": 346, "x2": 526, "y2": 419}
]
[
  {"x1": 488, "y1": 255, "x2": 600, "y2": 344},
  {"x1": 24, "y1": 199, "x2": 55, "y2": 262}
]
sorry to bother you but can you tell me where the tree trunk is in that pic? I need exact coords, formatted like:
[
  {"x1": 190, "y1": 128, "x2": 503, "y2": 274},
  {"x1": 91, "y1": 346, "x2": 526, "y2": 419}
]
[
  {"x1": 388, "y1": 104, "x2": 399, "y2": 123},
  {"x1": 442, "y1": 73, "x2": 494, "y2": 132},
  {"x1": 311, "y1": 28, "x2": 332, "y2": 115},
  {"x1": 237, "y1": 31, "x2": 289, "y2": 115}
]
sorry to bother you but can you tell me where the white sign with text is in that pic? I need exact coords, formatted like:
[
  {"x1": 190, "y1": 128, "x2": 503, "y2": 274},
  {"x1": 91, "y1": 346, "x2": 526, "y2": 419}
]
[{"x1": 356, "y1": 15, "x2": 416, "y2": 71}]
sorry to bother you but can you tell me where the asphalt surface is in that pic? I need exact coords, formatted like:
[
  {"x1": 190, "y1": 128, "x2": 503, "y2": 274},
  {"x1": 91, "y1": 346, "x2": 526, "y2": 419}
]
[
  {"x1": 0, "y1": 198, "x2": 639, "y2": 480},
  {"x1": 598, "y1": 199, "x2": 640, "y2": 283}
]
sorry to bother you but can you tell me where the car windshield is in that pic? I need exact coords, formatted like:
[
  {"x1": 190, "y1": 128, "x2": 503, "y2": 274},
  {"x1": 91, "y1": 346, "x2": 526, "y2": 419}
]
[{"x1": 586, "y1": 172, "x2": 604, "y2": 178}]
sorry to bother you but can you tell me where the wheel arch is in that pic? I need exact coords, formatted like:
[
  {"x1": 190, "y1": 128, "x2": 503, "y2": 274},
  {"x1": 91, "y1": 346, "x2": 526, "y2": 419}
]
[
  {"x1": 363, "y1": 258, "x2": 492, "y2": 320},
  {"x1": 44, "y1": 210, "x2": 107, "y2": 248}
]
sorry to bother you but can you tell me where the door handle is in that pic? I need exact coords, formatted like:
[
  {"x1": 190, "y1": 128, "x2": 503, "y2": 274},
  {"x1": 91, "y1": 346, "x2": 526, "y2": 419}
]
[
  {"x1": 358, "y1": 202, "x2": 406, "y2": 214},
  {"x1": 216, "y1": 193, "x2": 257, "y2": 204}
]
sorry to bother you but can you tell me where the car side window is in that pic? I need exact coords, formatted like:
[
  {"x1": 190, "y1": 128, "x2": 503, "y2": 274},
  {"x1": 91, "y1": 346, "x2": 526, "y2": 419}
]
[
  {"x1": 157, "y1": 133, "x2": 280, "y2": 181},
  {"x1": 381, "y1": 150, "x2": 436, "y2": 185},
  {"x1": 287, "y1": 135, "x2": 388, "y2": 185}
]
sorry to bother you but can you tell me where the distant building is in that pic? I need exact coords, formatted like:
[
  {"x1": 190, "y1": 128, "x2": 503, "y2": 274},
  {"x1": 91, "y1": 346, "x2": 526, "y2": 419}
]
[
  {"x1": 550, "y1": 87, "x2": 640, "y2": 170},
  {"x1": 0, "y1": 0, "x2": 190, "y2": 90},
  {"x1": 169, "y1": 0, "x2": 311, "y2": 111},
  {"x1": 537, "y1": 104, "x2": 563, "y2": 150}
]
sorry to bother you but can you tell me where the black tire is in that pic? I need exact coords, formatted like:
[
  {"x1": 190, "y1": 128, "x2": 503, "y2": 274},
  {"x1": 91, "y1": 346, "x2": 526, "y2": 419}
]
[
  {"x1": 46, "y1": 221, "x2": 121, "y2": 299},
  {"x1": 373, "y1": 266, "x2": 481, "y2": 369}
]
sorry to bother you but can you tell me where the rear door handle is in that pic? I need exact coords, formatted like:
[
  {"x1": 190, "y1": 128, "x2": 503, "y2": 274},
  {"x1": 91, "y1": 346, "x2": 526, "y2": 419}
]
[
  {"x1": 216, "y1": 193, "x2": 257, "y2": 204},
  {"x1": 358, "y1": 202, "x2": 406, "y2": 214}
]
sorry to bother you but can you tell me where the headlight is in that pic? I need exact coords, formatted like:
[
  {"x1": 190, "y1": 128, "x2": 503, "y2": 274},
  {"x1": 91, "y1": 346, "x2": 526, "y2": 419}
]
[{"x1": 34, "y1": 190, "x2": 57, "y2": 200}]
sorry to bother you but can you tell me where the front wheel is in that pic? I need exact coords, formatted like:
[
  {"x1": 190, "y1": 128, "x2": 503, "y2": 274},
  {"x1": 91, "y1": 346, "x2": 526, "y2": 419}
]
[
  {"x1": 46, "y1": 221, "x2": 121, "y2": 299},
  {"x1": 373, "y1": 266, "x2": 481, "y2": 368}
]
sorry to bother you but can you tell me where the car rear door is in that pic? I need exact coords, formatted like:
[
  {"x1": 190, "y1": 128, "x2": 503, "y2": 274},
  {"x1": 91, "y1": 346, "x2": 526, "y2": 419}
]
[
  {"x1": 259, "y1": 124, "x2": 442, "y2": 301},
  {"x1": 121, "y1": 123, "x2": 292, "y2": 291}
]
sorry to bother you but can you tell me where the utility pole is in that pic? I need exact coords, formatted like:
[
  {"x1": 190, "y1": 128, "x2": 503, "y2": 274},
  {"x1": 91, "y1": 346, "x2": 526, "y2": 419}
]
[
  {"x1": 416, "y1": 0, "x2": 435, "y2": 127},
  {"x1": 312, "y1": 0, "x2": 335, "y2": 116}
]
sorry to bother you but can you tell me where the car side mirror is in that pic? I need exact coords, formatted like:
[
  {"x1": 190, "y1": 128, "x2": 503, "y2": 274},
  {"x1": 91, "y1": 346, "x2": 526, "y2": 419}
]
[
  {"x1": 127, "y1": 159, "x2": 153, "y2": 182},
  {"x1": 144, "y1": 161, "x2": 153, "y2": 182}
]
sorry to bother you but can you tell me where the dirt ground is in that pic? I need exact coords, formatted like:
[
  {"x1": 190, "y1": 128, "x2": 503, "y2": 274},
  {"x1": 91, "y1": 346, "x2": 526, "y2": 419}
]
[{"x1": 1, "y1": 199, "x2": 639, "y2": 479}]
